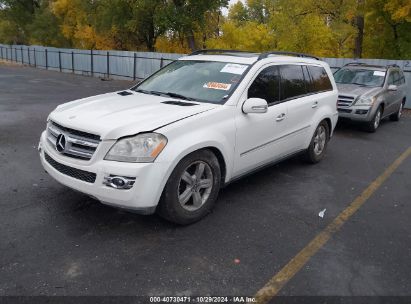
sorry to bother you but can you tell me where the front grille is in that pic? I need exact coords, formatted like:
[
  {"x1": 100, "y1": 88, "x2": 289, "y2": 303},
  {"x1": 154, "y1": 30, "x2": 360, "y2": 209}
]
[
  {"x1": 46, "y1": 121, "x2": 100, "y2": 160},
  {"x1": 338, "y1": 108, "x2": 352, "y2": 113},
  {"x1": 337, "y1": 95, "x2": 355, "y2": 107},
  {"x1": 51, "y1": 121, "x2": 100, "y2": 141},
  {"x1": 45, "y1": 153, "x2": 96, "y2": 183}
]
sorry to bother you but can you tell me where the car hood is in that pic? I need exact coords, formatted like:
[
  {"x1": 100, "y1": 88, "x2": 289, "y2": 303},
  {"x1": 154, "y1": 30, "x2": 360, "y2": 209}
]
[
  {"x1": 336, "y1": 83, "x2": 383, "y2": 99},
  {"x1": 49, "y1": 91, "x2": 218, "y2": 140}
]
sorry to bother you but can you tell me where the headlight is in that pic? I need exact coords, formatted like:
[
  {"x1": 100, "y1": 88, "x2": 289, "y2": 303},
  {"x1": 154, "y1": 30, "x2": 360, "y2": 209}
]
[
  {"x1": 105, "y1": 133, "x2": 167, "y2": 163},
  {"x1": 355, "y1": 96, "x2": 376, "y2": 106}
]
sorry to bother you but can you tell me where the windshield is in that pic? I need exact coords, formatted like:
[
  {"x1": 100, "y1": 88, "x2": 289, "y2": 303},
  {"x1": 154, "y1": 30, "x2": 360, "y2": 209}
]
[
  {"x1": 132, "y1": 60, "x2": 249, "y2": 104},
  {"x1": 334, "y1": 68, "x2": 386, "y2": 87}
]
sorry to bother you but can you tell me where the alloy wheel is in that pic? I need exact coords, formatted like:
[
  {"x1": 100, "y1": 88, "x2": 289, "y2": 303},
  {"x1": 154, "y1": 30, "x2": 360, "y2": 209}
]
[
  {"x1": 313, "y1": 125, "x2": 327, "y2": 156},
  {"x1": 374, "y1": 109, "x2": 381, "y2": 129},
  {"x1": 178, "y1": 161, "x2": 213, "y2": 211},
  {"x1": 398, "y1": 103, "x2": 403, "y2": 119}
]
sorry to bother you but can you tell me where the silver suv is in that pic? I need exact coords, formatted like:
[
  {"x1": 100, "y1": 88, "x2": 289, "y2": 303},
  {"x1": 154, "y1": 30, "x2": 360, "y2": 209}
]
[{"x1": 334, "y1": 63, "x2": 406, "y2": 132}]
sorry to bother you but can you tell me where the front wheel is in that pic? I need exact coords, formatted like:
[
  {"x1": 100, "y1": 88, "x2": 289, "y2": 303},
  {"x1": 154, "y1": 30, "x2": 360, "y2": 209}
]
[
  {"x1": 157, "y1": 149, "x2": 221, "y2": 225},
  {"x1": 390, "y1": 101, "x2": 404, "y2": 121},
  {"x1": 365, "y1": 106, "x2": 382, "y2": 132},
  {"x1": 304, "y1": 121, "x2": 330, "y2": 164}
]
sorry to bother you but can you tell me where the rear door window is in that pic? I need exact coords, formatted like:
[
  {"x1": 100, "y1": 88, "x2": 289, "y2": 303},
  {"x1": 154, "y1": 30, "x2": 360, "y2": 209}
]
[
  {"x1": 279, "y1": 65, "x2": 308, "y2": 100},
  {"x1": 307, "y1": 66, "x2": 333, "y2": 92}
]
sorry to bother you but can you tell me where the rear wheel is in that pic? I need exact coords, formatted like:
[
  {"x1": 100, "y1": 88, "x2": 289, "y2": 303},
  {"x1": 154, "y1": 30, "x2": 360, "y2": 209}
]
[
  {"x1": 157, "y1": 149, "x2": 221, "y2": 225},
  {"x1": 390, "y1": 101, "x2": 404, "y2": 121},
  {"x1": 304, "y1": 121, "x2": 330, "y2": 164},
  {"x1": 365, "y1": 106, "x2": 382, "y2": 133}
]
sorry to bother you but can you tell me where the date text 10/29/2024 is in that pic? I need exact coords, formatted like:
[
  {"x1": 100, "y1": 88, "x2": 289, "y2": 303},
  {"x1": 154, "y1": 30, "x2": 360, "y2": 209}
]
[{"x1": 149, "y1": 296, "x2": 257, "y2": 303}]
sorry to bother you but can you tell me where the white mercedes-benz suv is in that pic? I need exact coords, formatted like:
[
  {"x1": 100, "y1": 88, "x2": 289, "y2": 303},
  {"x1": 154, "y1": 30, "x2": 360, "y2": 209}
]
[{"x1": 39, "y1": 50, "x2": 338, "y2": 224}]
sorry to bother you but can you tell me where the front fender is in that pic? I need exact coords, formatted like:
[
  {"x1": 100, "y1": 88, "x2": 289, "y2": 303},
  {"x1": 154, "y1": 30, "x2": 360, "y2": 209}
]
[{"x1": 156, "y1": 128, "x2": 234, "y2": 184}]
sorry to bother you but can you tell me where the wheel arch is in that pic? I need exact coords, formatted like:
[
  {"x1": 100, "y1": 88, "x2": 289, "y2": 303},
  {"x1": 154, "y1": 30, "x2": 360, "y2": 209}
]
[
  {"x1": 205, "y1": 146, "x2": 227, "y2": 185},
  {"x1": 323, "y1": 117, "x2": 332, "y2": 137}
]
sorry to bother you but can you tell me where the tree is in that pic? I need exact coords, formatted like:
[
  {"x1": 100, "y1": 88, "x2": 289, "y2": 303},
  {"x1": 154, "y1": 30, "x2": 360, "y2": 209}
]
[
  {"x1": 167, "y1": 0, "x2": 228, "y2": 51},
  {"x1": 228, "y1": 1, "x2": 249, "y2": 24},
  {"x1": 0, "y1": 0, "x2": 40, "y2": 44},
  {"x1": 354, "y1": 0, "x2": 365, "y2": 58},
  {"x1": 51, "y1": 0, "x2": 100, "y2": 49},
  {"x1": 127, "y1": 0, "x2": 168, "y2": 51},
  {"x1": 94, "y1": 0, "x2": 137, "y2": 50},
  {"x1": 363, "y1": 0, "x2": 411, "y2": 59},
  {"x1": 0, "y1": 0, "x2": 410, "y2": 59},
  {"x1": 28, "y1": 0, "x2": 70, "y2": 47}
]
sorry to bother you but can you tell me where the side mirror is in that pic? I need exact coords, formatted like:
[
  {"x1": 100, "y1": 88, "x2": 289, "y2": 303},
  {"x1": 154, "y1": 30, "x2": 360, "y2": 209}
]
[
  {"x1": 242, "y1": 98, "x2": 268, "y2": 114},
  {"x1": 388, "y1": 84, "x2": 398, "y2": 91}
]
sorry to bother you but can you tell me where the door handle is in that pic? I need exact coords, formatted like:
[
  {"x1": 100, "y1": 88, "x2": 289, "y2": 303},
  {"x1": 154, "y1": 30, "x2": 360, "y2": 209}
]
[
  {"x1": 276, "y1": 113, "x2": 286, "y2": 121},
  {"x1": 312, "y1": 101, "x2": 318, "y2": 108}
]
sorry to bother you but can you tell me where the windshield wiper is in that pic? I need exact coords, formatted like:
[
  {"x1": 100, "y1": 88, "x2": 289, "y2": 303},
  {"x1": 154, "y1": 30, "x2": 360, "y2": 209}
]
[
  {"x1": 134, "y1": 89, "x2": 163, "y2": 96},
  {"x1": 351, "y1": 82, "x2": 368, "y2": 87},
  {"x1": 161, "y1": 92, "x2": 196, "y2": 101},
  {"x1": 134, "y1": 89, "x2": 196, "y2": 101}
]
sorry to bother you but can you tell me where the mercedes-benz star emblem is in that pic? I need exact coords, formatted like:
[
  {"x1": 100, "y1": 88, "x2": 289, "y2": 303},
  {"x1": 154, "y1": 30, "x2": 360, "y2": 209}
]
[{"x1": 56, "y1": 134, "x2": 66, "y2": 153}]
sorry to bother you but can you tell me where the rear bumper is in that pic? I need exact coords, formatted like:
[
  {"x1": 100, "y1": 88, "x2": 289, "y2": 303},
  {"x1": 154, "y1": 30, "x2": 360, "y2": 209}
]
[{"x1": 38, "y1": 131, "x2": 170, "y2": 214}]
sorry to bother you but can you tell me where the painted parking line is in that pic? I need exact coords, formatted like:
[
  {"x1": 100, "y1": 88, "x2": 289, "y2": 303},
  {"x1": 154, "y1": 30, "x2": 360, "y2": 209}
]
[{"x1": 255, "y1": 146, "x2": 411, "y2": 304}]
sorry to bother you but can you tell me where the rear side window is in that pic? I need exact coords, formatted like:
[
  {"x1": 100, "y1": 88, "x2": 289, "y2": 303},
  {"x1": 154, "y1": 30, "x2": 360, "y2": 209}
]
[
  {"x1": 394, "y1": 70, "x2": 405, "y2": 85},
  {"x1": 399, "y1": 71, "x2": 406, "y2": 84},
  {"x1": 248, "y1": 65, "x2": 280, "y2": 104},
  {"x1": 307, "y1": 66, "x2": 333, "y2": 92},
  {"x1": 279, "y1": 65, "x2": 308, "y2": 100}
]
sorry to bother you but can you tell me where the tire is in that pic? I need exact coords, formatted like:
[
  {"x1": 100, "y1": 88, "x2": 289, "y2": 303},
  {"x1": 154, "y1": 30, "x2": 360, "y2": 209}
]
[
  {"x1": 157, "y1": 149, "x2": 221, "y2": 225},
  {"x1": 303, "y1": 121, "x2": 330, "y2": 164},
  {"x1": 389, "y1": 101, "x2": 404, "y2": 121},
  {"x1": 365, "y1": 106, "x2": 382, "y2": 133}
]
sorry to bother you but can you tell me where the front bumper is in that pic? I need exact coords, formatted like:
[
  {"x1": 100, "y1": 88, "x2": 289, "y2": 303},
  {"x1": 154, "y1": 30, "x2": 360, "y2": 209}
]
[
  {"x1": 337, "y1": 105, "x2": 375, "y2": 122},
  {"x1": 38, "y1": 131, "x2": 170, "y2": 214}
]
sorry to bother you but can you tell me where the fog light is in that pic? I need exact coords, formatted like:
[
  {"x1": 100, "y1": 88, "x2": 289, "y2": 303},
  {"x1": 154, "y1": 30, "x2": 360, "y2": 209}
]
[
  {"x1": 112, "y1": 177, "x2": 126, "y2": 187},
  {"x1": 355, "y1": 109, "x2": 369, "y2": 115},
  {"x1": 103, "y1": 175, "x2": 136, "y2": 189}
]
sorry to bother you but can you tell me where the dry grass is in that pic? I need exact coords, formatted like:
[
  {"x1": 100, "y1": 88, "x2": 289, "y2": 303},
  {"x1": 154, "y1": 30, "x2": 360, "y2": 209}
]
[
  {"x1": 402, "y1": 108, "x2": 411, "y2": 118},
  {"x1": 0, "y1": 59, "x2": 21, "y2": 66}
]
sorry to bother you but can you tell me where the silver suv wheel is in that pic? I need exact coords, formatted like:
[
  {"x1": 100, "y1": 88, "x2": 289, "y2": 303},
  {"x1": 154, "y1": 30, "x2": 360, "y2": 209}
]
[
  {"x1": 158, "y1": 149, "x2": 221, "y2": 225},
  {"x1": 398, "y1": 103, "x2": 403, "y2": 118},
  {"x1": 178, "y1": 161, "x2": 213, "y2": 211},
  {"x1": 374, "y1": 109, "x2": 381, "y2": 129},
  {"x1": 304, "y1": 121, "x2": 329, "y2": 163},
  {"x1": 313, "y1": 125, "x2": 327, "y2": 156}
]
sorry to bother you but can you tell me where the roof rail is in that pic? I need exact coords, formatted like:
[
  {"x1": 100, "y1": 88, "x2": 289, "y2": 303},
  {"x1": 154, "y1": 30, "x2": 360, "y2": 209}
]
[
  {"x1": 343, "y1": 62, "x2": 392, "y2": 69},
  {"x1": 258, "y1": 51, "x2": 320, "y2": 60},
  {"x1": 344, "y1": 62, "x2": 368, "y2": 66},
  {"x1": 189, "y1": 49, "x2": 320, "y2": 61},
  {"x1": 386, "y1": 64, "x2": 399, "y2": 68},
  {"x1": 189, "y1": 49, "x2": 257, "y2": 56}
]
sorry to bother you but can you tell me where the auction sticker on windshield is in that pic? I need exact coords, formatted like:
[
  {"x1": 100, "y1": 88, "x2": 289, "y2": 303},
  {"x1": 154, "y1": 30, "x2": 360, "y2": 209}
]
[
  {"x1": 220, "y1": 63, "x2": 248, "y2": 75},
  {"x1": 203, "y1": 82, "x2": 232, "y2": 90},
  {"x1": 373, "y1": 71, "x2": 385, "y2": 77}
]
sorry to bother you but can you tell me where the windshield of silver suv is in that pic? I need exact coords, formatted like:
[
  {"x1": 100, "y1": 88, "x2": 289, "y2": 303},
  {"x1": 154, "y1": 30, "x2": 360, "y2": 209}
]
[
  {"x1": 132, "y1": 60, "x2": 250, "y2": 104},
  {"x1": 334, "y1": 67, "x2": 386, "y2": 87}
]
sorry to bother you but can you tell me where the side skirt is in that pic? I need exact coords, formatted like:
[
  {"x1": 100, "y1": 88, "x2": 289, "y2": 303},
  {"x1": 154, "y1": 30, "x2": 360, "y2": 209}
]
[{"x1": 222, "y1": 149, "x2": 305, "y2": 188}]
